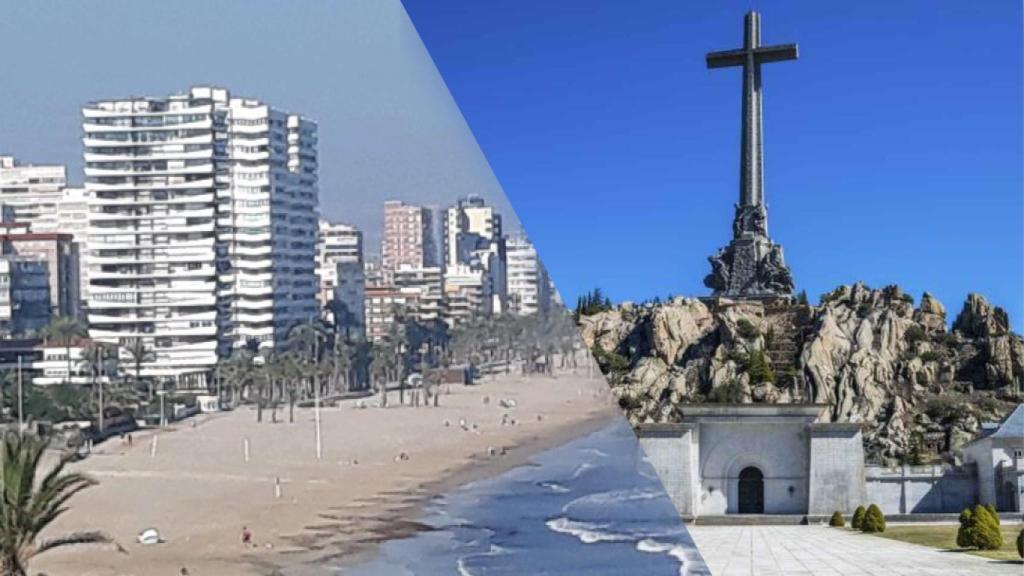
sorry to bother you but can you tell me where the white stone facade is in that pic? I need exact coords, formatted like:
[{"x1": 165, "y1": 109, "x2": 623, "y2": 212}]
[{"x1": 637, "y1": 405, "x2": 865, "y2": 518}]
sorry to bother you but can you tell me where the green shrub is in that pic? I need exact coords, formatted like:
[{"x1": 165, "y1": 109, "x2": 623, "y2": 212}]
[
  {"x1": 919, "y1": 351, "x2": 940, "y2": 363},
  {"x1": 744, "y1": 349, "x2": 774, "y2": 383},
  {"x1": 985, "y1": 503, "x2": 999, "y2": 526},
  {"x1": 1016, "y1": 528, "x2": 1023, "y2": 558},
  {"x1": 591, "y1": 346, "x2": 630, "y2": 374},
  {"x1": 828, "y1": 511, "x2": 845, "y2": 528},
  {"x1": 956, "y1": 508, "x2": 976, "y2": 548},
  {"x1": 736, "y1": 319, "x2": 760, "y2": 340},
  {"x1": 851, "y1": 505, "x2": 866, "y2": 530},
  {"x1": 970, "y1": 504, "x2": 1003, "y2": 550},
  {"x1": 708, "y1": 379, "x2": 745, "y2": 404},
  {"x1": 861, "y1": 504, "x2": 886, "y2": 533},
  {"x1": 904, "y1": 325, "x2": 926, "y2": 344}
]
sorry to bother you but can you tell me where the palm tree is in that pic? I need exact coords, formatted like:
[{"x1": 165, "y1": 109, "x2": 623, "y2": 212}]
[
  {"x1": 77, "y1": 342, "x2": 117, "y2": 434},
  {"x1": 39, "y1": 317, "x2": 87, "y2": 386},
  {"x1": 121, "y1": 338, "x2": 155, "y2": 400},
  {"x1": 0, "y1": 432, "x2": 114, "y2": 575},
  {"x1": 218, "y1": 350, "x2": 256, "y2": 408}
]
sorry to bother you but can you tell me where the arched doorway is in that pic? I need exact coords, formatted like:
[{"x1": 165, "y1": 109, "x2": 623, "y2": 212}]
[{"x1": 738, "y1": 466, "x2": 764, "y2": 514}]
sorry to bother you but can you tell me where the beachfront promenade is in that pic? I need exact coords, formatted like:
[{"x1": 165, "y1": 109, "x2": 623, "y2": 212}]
[
  {"x1": 689, "y1": 525, "x2": 1020, "y2": 576},
  {"x1": 33, "y1": 368, "x2": 614, "y2": 576}
]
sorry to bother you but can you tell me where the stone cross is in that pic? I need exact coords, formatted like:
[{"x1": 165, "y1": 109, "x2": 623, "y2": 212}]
[{"x1": 706, "y1": 11, "x2": 797, "y2": 210}]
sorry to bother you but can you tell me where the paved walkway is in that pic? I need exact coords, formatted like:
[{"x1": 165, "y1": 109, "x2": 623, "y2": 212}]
[{"x1": 688, "y1": 525, "x2": 1021, "y2": 575}]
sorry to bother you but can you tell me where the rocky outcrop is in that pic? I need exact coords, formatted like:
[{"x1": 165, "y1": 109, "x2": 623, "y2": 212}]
[{"x1": 579, "y1": 283, "x2": 1023, "y2": 464}]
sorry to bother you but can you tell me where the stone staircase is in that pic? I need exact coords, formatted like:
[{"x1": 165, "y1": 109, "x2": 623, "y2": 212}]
[{"x1": 763, "y1": 301, "x2": 811, "y2": 384}]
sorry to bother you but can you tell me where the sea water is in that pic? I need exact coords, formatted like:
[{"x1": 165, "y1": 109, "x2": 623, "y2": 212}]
[{"x1": 343, "y1": 419, "x2": 709, "y2": 575}]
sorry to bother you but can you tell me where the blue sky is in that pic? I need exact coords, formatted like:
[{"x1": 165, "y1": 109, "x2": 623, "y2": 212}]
[
  {"x1": 404, "y1": 0, "x2": 1023, "y2": 328},
  {"x1": 0, "y1": 0, "x2": 516, "y2": 251}
]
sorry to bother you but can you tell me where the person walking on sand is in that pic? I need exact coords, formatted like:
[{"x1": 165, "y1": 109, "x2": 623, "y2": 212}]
[{"x1": 241, "y1": 525, "x2": 253, "y2": 547}]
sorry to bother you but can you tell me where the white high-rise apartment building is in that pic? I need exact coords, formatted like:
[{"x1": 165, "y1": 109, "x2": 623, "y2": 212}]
[
  {"x1": 56, "y1": 187, "x2": 90, "y2": 300},
  {"x1": 505, "y1": 235, "x2": 551, "y2": 316},
  {"x1": 82, "y1": 86, "x2": 318, "y2": 386},
  {"x1": 0, "y1": 156, "x2": 67, "y2": 232},
  {"x1": 317, "y1": 218, "x2": 363, "y2": 305}
]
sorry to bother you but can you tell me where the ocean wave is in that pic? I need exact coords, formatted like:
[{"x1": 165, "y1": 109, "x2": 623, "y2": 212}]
[
  {"x1": 537, "y1": 480, "x2": 571, "y2": 494},
  {"x1": 636, "y1": 538, "x2": 689, "y2": 576},
  {"x1": 545, "y1": 517, "x2": 633, "y2": 544},
  {"x1": 562, "y1": 487, "x2": 663, "y2": 514},
  {"x1": 456, "y1": 544, "x2": 509, "y2": 576},
  {"x1": 569, "y1": 462, "x2": 594, "y2": 479}
]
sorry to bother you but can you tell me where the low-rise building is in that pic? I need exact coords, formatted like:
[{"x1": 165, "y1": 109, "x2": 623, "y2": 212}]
[
  {"x1": 0, "y1": 338, "x2": 118, "y2": 386},
  {"x1": 0, "y1": 257, "x2": 50, "y2": 337}
]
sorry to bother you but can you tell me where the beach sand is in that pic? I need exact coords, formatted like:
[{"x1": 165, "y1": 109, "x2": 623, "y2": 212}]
[{"x1": 33, "y1": 367, "x2": 616, "y2": 576}]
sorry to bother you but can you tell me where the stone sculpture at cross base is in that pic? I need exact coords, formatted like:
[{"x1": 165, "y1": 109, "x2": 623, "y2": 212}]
[
  {"x1": 702, "y1": 11, "x2": 796, "y2": 300},
  {"x1": 704, "y1": 205, "x2": 794, "y2": 298}
]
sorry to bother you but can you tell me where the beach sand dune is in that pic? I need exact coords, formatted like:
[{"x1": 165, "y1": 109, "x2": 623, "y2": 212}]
[{"x1": 34, "y1": 368, "x2": 615, "y2": 575}]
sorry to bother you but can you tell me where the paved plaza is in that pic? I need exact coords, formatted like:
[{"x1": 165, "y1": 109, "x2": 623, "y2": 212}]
[{"x1": 688, "y1": 525, "x2": 1021, "y2": 575}]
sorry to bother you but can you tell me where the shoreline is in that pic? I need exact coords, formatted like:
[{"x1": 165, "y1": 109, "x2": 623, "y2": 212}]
[
  {"x1": 296, "y1": 408, "x2": 620, "y2": 574},
  {"x1": 34, "y1": 369, "x2": 617, "y2": 576}
]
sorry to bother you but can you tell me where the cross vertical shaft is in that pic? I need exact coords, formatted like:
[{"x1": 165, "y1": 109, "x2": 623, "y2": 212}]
[
  {"x1": 741, "y1": 11, "x2": 763, "y2": 208},
  {"x1": 706, "y1": 11, "x2": 797, "y2": 213}
]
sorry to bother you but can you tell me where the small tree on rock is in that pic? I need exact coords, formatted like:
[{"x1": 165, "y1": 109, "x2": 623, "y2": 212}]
[{"x1": 828, "y1": 511, "x2": 844, "y2": 528}]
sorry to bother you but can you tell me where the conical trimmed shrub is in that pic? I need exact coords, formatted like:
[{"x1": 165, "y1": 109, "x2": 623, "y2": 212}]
[
  {"x1": 956, "y1": 508, "x2": 975, "y2": 549},
  {"x1": 985, "y1": 503, "x2": 1000, "y2": 526},
  {"x1": 829, "y1": 511, "x2": 844, "y2": 528},
  {"x1": 851, "y1": 505, "x2": 866, "y2": 530},
  {"x1": 970, "y1": 504, "x2": 1003, "y2": 550},
  {"x1": 861, "y1": 504, "x2": 886, "y2": 533}
]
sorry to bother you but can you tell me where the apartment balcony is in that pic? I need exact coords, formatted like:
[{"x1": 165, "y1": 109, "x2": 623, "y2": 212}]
[
  {"x1": 84, "y1": 148, "x2": 212, "y2": 163},
  {"x1": 82, "y1": 103, "x2": 213, "y2": 119},
  {"x1": 85, "y1": 177, "x2": 216, "y2": 192},
  {"x1": 83, "y1": 133, "x2": 213, "y2": 149},
  {"x1": 82, "y1": 118, "x2": 213, "y2": 134},
  {"x1": 87, "y1": 192, "x2": 216, "y2": 206},
  {"x1": 84, "y1": 163, "x2": 215, "y2": 178}
]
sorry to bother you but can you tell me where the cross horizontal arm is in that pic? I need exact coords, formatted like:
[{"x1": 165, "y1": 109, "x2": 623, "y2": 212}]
[
  {"x1": 705, "y1": 49, "x2": 746, "y2": 69},
  {"x1": 705, "y1": 44, "x2": 798, "y2": 69},
  {"x1": 753, "y1": 44, "x2": 798, "y2": 63}
]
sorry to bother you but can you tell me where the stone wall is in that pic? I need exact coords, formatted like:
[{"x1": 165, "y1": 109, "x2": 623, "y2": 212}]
[
  {"x1": 807, "y1": 424, "x2": 866, "y2": 514},
  {"x1": 864, "y1": 464, "x2": 977, "y2": 514},
  {"x1": 637, "y1": 424, "x2": 698, "y2": 517}
]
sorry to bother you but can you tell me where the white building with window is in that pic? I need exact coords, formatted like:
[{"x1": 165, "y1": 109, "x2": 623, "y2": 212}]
[
  {"x1": 82, "y1": 86, "x2": 319, "y2": 387},
  {"x1": 442, "y1": 196, "x2": 506, "y2": 315},
  {"x1": 317, "y1": 219, "x2": 362, "y2": 305},
  {"x1": 505, "y1": 234, "x2": 551, "y2": 316},
  {"x1": 0, "y1": 156, "x2": 66, "y2": 232}
]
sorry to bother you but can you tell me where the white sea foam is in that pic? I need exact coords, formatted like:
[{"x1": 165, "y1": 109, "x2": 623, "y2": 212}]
[
  {"x1": 545, "y1": 517, "x2": 632, "y2": 544},
  {"x1": 637, "y1": 538, "x2": 690, "y2": 576},
  {"x1": 580, "y1": 448, "x2": 609, "y2": 458},
  {"x1": 538, "y1": 480, "x2": 571, "y2": 493},
  {"x1": 456, "y1": 544, "x2": 508, "y2": 576},
  {"x1": 569, "y1": 462, "x2": 594, "y2": 479},
  {"x1": 562, "y1": 487, "x2": 663, "y2": 514}
]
